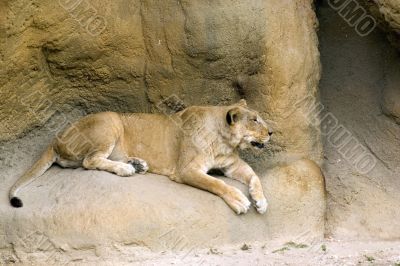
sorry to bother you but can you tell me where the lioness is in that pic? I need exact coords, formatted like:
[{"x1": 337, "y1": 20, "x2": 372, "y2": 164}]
[{"x1": 9, "y1": 99, "x2": 272, "y2": 214}]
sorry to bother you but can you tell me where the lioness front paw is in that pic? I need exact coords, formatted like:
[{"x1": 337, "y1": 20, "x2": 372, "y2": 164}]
[
  {"x1": 254, "y1": 197, "x2": 268, "y2": 214},
  {"x1": 128, "y1": 158, "x2": 149, "y2": 174},
  {"x1": 248, "y1": 176, "x2": 268, "y2": 214},
  {"x1": 222, "y1": 187, "x2": 251, "y2": 215}
]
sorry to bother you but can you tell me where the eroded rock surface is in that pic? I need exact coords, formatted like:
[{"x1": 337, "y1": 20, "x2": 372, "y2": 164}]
[
  {"x1": 0, "y1": 158, "x2": 325, "y2": 263},
  {"x1": 0, "y1": 0, "x2": 324, "y2": 263},
  {"x1": 364, "y1": 0, "x2": 400, "y2": 49},
  {"x1": 0, "y1": 0, "x2": 322, "y2": 164},
  {"x1": 382, "y1": 51, "x2": 400, "y2": 124},
  {"x1": 318, "y1": 2, "x2": 400, "y2": 240}
]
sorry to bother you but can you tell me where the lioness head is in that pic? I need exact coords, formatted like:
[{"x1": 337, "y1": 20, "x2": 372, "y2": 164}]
[{"x1": 226, "y1": 99, "x2": 273, "y2": 150}]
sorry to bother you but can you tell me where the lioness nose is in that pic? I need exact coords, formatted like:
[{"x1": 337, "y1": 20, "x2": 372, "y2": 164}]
[{"x1": 268, "y1": 129, "x2": 273, "y2": 136}]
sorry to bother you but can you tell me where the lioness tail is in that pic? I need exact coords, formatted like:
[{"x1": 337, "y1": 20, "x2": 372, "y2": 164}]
[{"x1": 9, "y1": 145, "x2": 56, "y2": 208}]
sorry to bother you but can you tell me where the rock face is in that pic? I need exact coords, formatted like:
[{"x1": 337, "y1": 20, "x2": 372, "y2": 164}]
[
  {"x1": 364, "y1": 0, "x2": 400, "y2": 49},
  {"x1": 382, "y1": 86, "x2": 400, "y2": 124},
  {"x1": 349, "y1": 0, "x2": 400, "y2": 124},
  {"x1": 318, "y1": 2, "x2": 400, "y2": 240},
  {"x1": 0, "y1": 0, "x2": 322, "y2": 163},
  {"x1": 0, "y1": 0, "x2": 324, "y2": 262},
  {"x1": 381, "y1": 54, "x2": 400, "y2": 124}
]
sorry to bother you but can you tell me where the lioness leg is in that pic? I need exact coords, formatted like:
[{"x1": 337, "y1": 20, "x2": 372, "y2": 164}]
[
  {"x1": 224, "y1": 159, "x2": 267, "y2": 214},
  {"x1": 83, "y1": 147, "x2": 136, "y2": 177},
  {"x1": 180, "y1": 169, "x2": 251, "y2": 214}
]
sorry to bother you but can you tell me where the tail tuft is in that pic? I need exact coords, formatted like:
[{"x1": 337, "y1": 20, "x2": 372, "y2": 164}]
[{"x1": 10, "y1": 197, "x2": 23, "y2": 208}]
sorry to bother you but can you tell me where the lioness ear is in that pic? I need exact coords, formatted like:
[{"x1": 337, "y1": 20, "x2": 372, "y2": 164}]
[
  {"x1": 237, "y1": 99, "x2": 247, "y2": 107},
  {"x1": 226, "y1": 107, "x2": 240, "y2": 126}
]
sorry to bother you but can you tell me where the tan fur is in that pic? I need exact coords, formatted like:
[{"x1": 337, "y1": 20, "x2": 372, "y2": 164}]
[{"x1": 9, "y1": 100, "x2": 272, "y2": 214}]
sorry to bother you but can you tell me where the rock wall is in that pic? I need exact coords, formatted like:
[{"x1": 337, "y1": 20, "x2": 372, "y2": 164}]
[
  {"x1": 362, "y1": 0, "x2": 400, "y2": 123},
  {"x1": 0, "y1": 0, "x2": 325, "y2": 263},
  {"x1": 381, "y1": 50, "x2": 400, "y2": 124},
  {"x1": 317, "y1": 1, "x2": 400, "y2": 240},
  {"x1": 364, "y1": 0, "x2": 400, "y2": 50},
  {"x1": 0, "y1": 0, "x2": 322, "y2": 164}
]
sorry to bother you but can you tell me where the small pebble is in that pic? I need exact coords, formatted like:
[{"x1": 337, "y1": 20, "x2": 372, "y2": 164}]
[{"x1": 241, "y1": 243, "x2": 251, "y2": 251}]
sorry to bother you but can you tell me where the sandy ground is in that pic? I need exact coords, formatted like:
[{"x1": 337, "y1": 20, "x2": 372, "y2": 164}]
[
  {"x1": 132, "y1": 240, "x2": 400, "y2": 266},
  {"x1": 4, "y1": 240, "x2": 400, "y2": 265}
]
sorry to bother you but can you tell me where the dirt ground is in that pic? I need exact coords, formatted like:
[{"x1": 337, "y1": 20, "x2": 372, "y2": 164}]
[
  {"x1": 4, "y1": 240, "x2": 400, "y2": 265},
  {"x1": 128, "y1": 240, "x2": 400, "y2": 266}
]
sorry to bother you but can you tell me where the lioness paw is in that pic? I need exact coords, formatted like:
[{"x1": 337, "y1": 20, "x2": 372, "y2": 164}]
[
  {"x1": 223, "y1": 187, "x2": 251, "y2": 215},
  {"x1": 254, "y1": 198, "x2": 268, "y2": 214},
  {"x1": 128, "y1": 158, "x2": 149, "y2": 174},
  {"x1": 115, "y1": 164, "x2": 135, "y2": 177}
]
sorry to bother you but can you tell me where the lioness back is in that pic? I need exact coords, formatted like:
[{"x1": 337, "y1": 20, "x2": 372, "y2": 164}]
[
  {"x1": 116, "y1": 113, "x2": 182, "y2": 175},
  {"x1": 54, "y1": 111, "x2": 183, "y2": 176}
]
